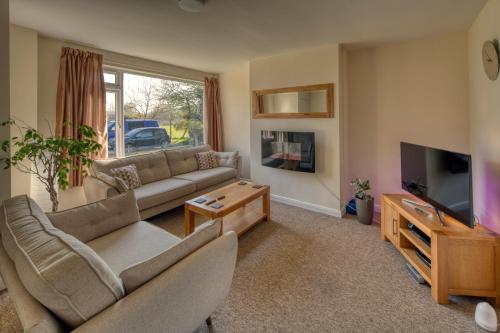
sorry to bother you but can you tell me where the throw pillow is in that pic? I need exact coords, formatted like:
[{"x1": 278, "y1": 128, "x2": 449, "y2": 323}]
[
  {"x1": 196, "y1": 151, "x2": 218, "y2": 170},
  {"x1": 214, "y1": 151, "x2": 239, "y2": 169},
  {"x1": 110, "y1": 164, "x2": 142, "y2": 189}
]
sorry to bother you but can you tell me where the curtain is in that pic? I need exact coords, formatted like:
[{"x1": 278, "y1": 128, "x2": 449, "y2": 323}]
[
  {"x1": 56, "y1": 47, "x2": 107, "y2": 187},
  {"x1": 204, "y1": 77, "x2": 223, "y2": 151}
]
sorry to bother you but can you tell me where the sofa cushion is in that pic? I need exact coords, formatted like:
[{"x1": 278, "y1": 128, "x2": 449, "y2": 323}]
[
  {"x1": 119, "y1": 219, "x2": 221, "y2": 293},
  {"x1": 214, "y1": 151, "x2": 239, "y2": 169},
  {"x1": 174, "y1": 167, "x2": 238, "y2": 191},
  {"x1": 133, "y1": 178, "x2": 196, "y2": 211},
  {"x1": 92, "y1": 150, "x2": 171, "y2": 184},
  {"x1": 165, "y1": 144, "x2": 210, "y2": 176},
  {"x1": 1, "y1": 195, "x2": 124, "y2": 328},
  {"x1": 87, "y1": 221, "x2": 180, "y2": 276},
  {"x1": 47, "y1": 191, "x2": 140, "y2": 243}
]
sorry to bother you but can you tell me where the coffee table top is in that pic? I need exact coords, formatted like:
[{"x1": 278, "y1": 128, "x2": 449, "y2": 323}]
[{"x1": 186, "y1": 181, "x2": 269, "y2": 217}]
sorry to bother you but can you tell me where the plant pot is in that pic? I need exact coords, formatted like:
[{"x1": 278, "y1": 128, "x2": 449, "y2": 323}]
[{"x1": 355, "y1": 197, "x2": 374, "y2": 225}]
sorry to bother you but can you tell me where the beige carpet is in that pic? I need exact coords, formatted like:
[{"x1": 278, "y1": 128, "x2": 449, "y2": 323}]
[{"x1": 1, "y1": 201, "x2": 493, "y2": 332}]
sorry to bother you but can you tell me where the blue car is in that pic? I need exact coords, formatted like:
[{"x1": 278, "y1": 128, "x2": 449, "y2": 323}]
[{"x1": 107, "y1": 119, "x2": 160, "y2": 140}]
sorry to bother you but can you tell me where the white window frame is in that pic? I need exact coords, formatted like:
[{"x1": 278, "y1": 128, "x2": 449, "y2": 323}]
[
  {"x1": 103, "y1": 66, "x2": 205, "y2": 158},
  {"x1": 104, "y1": 69, "x2": 124, "y2": 157}
]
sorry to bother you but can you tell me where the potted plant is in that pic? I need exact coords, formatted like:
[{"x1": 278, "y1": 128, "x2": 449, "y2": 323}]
[
  {"x1": 0, "y1": 120, "x2": 102, "y2": 212},
  {"x1": 350, "y1": 177, "x2": 374, "y2": 225}
]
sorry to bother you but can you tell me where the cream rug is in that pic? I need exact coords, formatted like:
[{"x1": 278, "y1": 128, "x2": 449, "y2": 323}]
[{"x1": 1, "y1": 201, "x2": 492, "y2": 332}]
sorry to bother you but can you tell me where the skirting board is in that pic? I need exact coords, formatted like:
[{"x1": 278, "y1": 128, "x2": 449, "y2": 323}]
[{"x1": 271, "y1": 194, "x2": 344, "y2": 218}]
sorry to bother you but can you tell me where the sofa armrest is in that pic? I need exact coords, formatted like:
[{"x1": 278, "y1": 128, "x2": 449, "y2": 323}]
[
  {"x1": 0, "y1": 242, "x2": 64, "y2": 333},
  {"x1": 83, "y1": 176, "x2": 119, "y2": 203},
  {"x1": 74, "y1": 232, "x2": 238, "y2": 333},
  {"x1": 236, "y1": 155, "x2": 242, "y2": 178}
]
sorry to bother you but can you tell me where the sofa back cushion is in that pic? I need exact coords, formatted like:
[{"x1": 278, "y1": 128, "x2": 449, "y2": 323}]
[
  {"x1": 1, "y1": 195, "x2": 124, "y2": 328},
  {"x1": 165, "y1": 144, "x2": 211, "y2": 176},
  {"x1": 91, "y1": 150, "x2": 171, "y2": 184},
  {"x1": 119, "y1": 219, "x2": 221, "y2": 293},
  {"x1": 47, "y1": 191, "x2": 140, "y2": 243}
]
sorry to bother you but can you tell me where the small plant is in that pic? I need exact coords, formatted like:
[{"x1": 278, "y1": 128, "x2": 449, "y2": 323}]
[
  {"x1": 0, "y1": 120, "x2": 102, "y2": 212},
  {"x1": 350, "y1": 177, "x2": 372, "y2": 200}
]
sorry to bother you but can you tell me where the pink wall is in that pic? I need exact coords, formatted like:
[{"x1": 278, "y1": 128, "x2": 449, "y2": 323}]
[
  {"x1": 468, "y1": 0, "x2": 500, "y2": 233},
  {"x1": 346, "y1": 32, "x2": 470, "y2": 209}
]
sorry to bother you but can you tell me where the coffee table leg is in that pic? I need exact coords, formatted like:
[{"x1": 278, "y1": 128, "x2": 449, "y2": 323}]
[
  {"x1": 184, "y1": 205, "x2": 195, "y2": 236},
  {"x1": 263, "y1": 188, "x2": 271, "y2": 221}
]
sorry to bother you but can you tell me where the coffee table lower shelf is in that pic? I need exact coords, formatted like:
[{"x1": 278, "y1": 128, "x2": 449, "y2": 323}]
[
  {"x1": 184, "y1": 181, "x2": 270, "y2": 237},
  {"x1": 222, "y1": 206, "x2": 266, "y2": 236}
]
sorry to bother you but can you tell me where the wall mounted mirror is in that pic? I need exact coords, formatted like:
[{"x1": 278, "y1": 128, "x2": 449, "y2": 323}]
[{"x1": 252, "y1": 83, "x2": 334, "y2": 119}]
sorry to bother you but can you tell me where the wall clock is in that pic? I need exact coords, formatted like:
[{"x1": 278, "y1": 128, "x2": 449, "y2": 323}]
[{"x1": 482, "y1": 40, "x2": 499, "y2": 81}]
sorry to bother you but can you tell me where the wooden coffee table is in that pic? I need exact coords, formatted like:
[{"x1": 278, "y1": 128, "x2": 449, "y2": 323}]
[{"x1": 184, "y1": 181, "x2": 270, "y2": 237}]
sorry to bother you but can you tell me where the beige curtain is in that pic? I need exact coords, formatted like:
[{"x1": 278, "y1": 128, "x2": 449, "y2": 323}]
[
  {"x1": 56, "y1": 47, "x2": 107, "y2": 187},
  {"x1": 204, "y1": 77, "x2": 223, "y2": 151}
]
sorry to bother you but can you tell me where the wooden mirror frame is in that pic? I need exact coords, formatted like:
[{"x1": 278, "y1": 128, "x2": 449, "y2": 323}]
[{"x1": 252, "y1": 83, "x2": 334, "y2": 119}]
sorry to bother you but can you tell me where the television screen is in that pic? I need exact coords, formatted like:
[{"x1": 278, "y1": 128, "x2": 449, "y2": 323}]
[
  {"x1": 261, "y1": 130, "x2": 315, "y2": 173},
  {"x1": 400, "y1": 142, "x2": 473, "y2": 228}
]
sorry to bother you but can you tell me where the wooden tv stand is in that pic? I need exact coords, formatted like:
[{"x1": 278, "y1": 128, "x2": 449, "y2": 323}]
[{"x1": 381, "y1": 194, "x2": 500, "y2": 306}]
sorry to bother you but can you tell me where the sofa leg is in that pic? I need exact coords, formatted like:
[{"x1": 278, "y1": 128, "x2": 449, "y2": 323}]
[{"x1": 206, "y1": 316, "x2": 213, "y2": 326}]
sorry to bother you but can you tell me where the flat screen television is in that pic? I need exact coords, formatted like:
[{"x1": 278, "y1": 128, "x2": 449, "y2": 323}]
[
  {"x1": 261, "y1": 130, "x2": 315, "y2": 173},
  {"x1": 400, "y1": 142, "x2": 473, "y2": 228}
]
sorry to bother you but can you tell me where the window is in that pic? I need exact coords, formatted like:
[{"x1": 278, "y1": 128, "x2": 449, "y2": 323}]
[{"x1": 104, "y1": 69, "x2": 204, "y2": 158}]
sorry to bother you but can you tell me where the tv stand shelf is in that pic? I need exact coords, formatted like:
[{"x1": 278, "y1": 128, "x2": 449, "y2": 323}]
[{"x1": 381, "y1": 194, "x2": 500, "y2": 306}]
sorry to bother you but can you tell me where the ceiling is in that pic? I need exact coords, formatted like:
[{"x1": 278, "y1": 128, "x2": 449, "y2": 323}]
[{"x1": 10, "y1": 0, "x2": 487, "y2": 73}]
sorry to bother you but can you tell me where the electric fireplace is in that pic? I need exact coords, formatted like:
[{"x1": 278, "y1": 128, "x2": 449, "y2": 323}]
[{"x1": 261, "y1": 130, "x2": 315, "y2": 173}]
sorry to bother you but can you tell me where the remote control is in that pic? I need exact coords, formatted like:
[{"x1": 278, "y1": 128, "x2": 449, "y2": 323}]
[{"x1": 194, "y1": 198, "x2": 207, "y2": 204}]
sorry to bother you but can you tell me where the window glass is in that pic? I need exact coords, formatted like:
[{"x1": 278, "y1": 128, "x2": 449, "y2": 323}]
[
  {"x1": 122, "y1": 72, "x2": 204, "y2": 156},
  {"x1": 105, "y1": 69, "x2": 204, "y2": 157},
  {"x1": 104, "y1": 72, "x2": 117, "y2": 84}
]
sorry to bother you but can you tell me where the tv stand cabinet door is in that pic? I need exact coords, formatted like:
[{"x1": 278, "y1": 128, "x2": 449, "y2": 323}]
[{"x1": 382, "y1": 200, "x2": 398, "y2": 246}]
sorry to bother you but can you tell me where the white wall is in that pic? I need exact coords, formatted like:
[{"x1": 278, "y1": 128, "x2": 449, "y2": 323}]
[
  {"x1": 0, "y1": 0, "x2": 10, "y2": 200},
  {"x1": 10, "y1": 25, "x2": 38, "y2": 197},
  {"x1": 219, "y1": 63, "x2": 251, "y2": 178},
  {"x1": 468, "y1": 0, "x2": 500, "y2": 233},
  {"x1": 250, "y1": 45, "x2": 343, "y2": 215},
  {"x1": 346, "y1": 32, "x2": 470, "y2": 208}
]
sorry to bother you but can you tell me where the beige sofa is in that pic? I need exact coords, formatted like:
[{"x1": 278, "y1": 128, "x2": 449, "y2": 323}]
[
  {"x1": 83, "y1": 144, "x2": 240, "y2": 219},
  {"x1": 0, "y1": 192, "x2": 238, "y2": 333}
]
